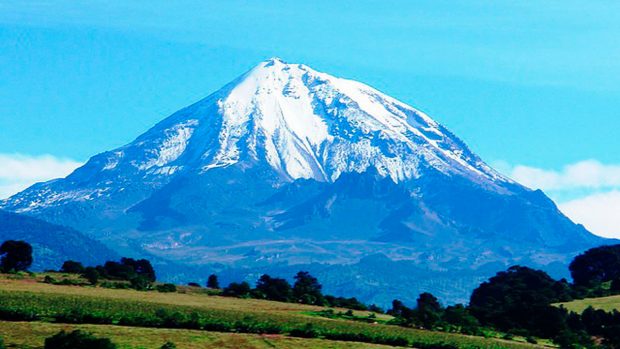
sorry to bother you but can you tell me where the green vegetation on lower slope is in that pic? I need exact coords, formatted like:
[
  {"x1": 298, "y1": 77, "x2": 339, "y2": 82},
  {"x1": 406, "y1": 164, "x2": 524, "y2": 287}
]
[
  {"x1": 557, "y1": 295, "x2": 620, "y2": 314},
  {"x1": 0, "y1": 275, "x2": 539, "y2": 349},
  {"x1": 12, "y1": 239, "x2": 620, "y2": 348}
]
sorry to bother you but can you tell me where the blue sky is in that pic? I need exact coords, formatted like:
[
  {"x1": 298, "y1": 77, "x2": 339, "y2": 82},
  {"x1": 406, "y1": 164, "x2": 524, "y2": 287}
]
[{"x1": 1, "y1": 1, "x2": 619, "y2": 236}]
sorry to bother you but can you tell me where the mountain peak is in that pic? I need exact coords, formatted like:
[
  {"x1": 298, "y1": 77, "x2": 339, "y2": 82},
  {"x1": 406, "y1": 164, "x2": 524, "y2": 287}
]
[
  {"x1": 3, "y1": 59, "x2": 510, "y2": 213},
  {"x1": 263, "y1": 56, "x2": 287, "y2": 65},
  {"x1": 249, "y1": 57, "x2": 306, "y2": 78},
  {"x1": 201, "y1": 59, "x2": 506, "y2": 183}
]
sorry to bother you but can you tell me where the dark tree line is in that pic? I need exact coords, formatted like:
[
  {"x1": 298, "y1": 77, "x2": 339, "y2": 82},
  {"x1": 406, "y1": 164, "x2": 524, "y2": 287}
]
[
  {"x1": 382, "y1": 244, "x2": 620, "y2": 348},
  {"x1": 387, "y1": 293, "x2": 480, "y2": 335},
  {"x1": 58, "y1": 256, "x2": 156, "y2": 290},
  {"x1": 219, "y1": 270, "x2": 378, "y2": 311}
]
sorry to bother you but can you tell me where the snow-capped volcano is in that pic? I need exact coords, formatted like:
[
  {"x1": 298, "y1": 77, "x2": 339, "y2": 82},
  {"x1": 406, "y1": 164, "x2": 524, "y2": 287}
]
[
  {"x1": 1, "y1": 58, "x2": 607, "y2": 305},
  {"x1": 7, "y1": 58, "x2": 509, "y2": 213}
]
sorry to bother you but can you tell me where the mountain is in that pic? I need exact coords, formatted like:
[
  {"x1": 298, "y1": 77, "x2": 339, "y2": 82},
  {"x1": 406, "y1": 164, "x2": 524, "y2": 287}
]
[
  {"x1": 1, "y1": 58, "x2": 607, "y2": 304},
  {"x1": 0, "y1": 209, "x2": 117, "y2": 271}
]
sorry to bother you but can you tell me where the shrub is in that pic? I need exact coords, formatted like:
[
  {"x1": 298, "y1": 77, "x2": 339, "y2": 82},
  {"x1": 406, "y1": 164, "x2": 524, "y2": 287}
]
[
  {"x1": 289, "y1": 323, "x2": 318, "y2": 338},
  {"x1": 324, "y1": 295, "x2": 368, "y2": 310},
  {"x1": 44, "y1": 275, "x2": 57, "y2": 284},
  {"x1": 82, "y1": 267, "x2": 99, "y2": 285},
  {"x1": 0, "y1": 337, "x2": 5, "y2": 349},
  {"x1": 100, "y1": 281, "x2": 130, "y2": 289},
  {"x1": 156, "y1": 283, "x2": 177, "y2": 293},
  {"x1": 44, "y1": 330, "x2": 116, "y2": 349},
  {"x1": 130, "y1": 275, "x2": 152, "y2": 291},
  {"x1": 160, "y1": 342, "x2": 176, "y2": 349}
]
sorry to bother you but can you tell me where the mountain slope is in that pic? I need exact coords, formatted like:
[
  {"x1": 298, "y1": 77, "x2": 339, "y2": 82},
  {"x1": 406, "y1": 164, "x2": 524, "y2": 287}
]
[
  {"x1": 0, "y1": 209, "x2": 117, "y2": 270},
  {"x1": 0, "y1": 58, "x2": 607, "y2": 304}
]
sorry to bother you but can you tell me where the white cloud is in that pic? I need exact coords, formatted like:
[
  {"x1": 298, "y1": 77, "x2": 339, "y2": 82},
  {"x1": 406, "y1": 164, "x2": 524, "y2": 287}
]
[
  {"x1": 498, "y1": 160, "x2": 620, "y2": 238},
  {"x1": 0, "y1": 153, "x2": 82, "y2": 199},
  {"x1": 509, "y1": 160, "x2": 620, "y2": 191},
  {"x1": 559, "y1": 191, "x2": 620, "y2": 239}
]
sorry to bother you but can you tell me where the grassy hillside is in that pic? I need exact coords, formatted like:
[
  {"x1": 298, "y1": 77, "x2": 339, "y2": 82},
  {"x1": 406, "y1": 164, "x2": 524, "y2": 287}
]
[
  {"x1": 557, "y1": 295, "x2": 620, "y2": 313},
  {"x1": 0, "y1": 273, "x2": 543, "y2": 349}
]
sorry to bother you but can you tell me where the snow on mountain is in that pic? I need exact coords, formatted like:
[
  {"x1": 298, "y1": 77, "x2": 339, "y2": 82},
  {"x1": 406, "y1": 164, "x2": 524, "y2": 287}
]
[
  {"x1": 4, "y1": 58, "x2": 511, "y2": 213},
  {"x1": 203, "y1": 57, "x2": 504, "y2": 183}
]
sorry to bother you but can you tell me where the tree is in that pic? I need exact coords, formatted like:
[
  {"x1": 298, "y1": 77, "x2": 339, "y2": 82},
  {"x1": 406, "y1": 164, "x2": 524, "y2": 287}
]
[
  {"x1": 387, "y1": 299, "x2": 406, "y2": 317},
  {"x1": 222, "y1": 281, "x2": 251, "y2": 297},
  {"x1": 101, "y1": 261, "x2": 134, "y2": 280},
  {"x1": 254, "y1": 274, "x2": 293, "y2": 302},
  {"x1": 443, "y1": 304, "x2": 480, "y2": 334},
  {"x1": 122, "y1": 258, "x2": 156, "y2": 282},
  {"x1": 44, "y1": 330, "x2": 116, "y2": 349},
  {"x1": 130, "y1": 275, "x2": 152, "y2": 291},
  {"x1": 207, "y1": 274, "x2": 220, "y2": 289},
  {"x1": 98, "y1": 258, "x2": 156, "y2": 282},
  {"x1": 368, "y1": 304, "x2": 384, "y2": 314},
  {"x1": 82, "y1": 267, "x2": 99, "y2": 285},
  {"x1": 292, "y1": 271, "x2": 324, "y2": 305},
  {"x1": 570, "y1": 244, "x2": 620, "y2": 287},
  {"x1": 416, "y1": 292, "x2": 442, "y2": 329},
  {"x1": 469, "y1": 265, "x2": 571, "y2": 338},
  {"x1": 611, "y1": 278, "x2": 620, "y2": 293},
  {"x1": 60, "y1": 260, "x2": 84, "y2": 274},
  {"x1": 387, "y1": 299, "x2": 415, "y2": 324},
  {"x1": 0, "y1": 240, "x2": 33, "y2": 273},
  {"x1": 324, "y1": 295, "x2": 367, "y2": 310}
]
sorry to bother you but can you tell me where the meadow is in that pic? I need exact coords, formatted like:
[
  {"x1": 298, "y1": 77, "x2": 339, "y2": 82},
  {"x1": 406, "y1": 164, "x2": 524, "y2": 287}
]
[
  {"x1": 0, "y1": 273, "x2": 542, "y2": 349},
  {"x1": 557, "y1": 295, "x2": 620, "y2": 313}
]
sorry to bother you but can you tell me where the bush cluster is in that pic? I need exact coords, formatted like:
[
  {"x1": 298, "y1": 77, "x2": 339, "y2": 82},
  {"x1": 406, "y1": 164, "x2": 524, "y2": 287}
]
[{"x1": 44, "y1": 330, "x2": 116, "y2": 349}]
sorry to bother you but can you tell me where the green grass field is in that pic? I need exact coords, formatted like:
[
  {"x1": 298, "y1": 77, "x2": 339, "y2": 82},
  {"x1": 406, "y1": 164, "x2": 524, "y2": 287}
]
[
  {"x1": 556, "y1": 294, "x2": 620, "y2": 313},
  {"x1": 0, "y1": 273, "x2": 544, "y2": 349},
  {"x1": 0, "y1": 321, "x2": 401, "y2": 349}
]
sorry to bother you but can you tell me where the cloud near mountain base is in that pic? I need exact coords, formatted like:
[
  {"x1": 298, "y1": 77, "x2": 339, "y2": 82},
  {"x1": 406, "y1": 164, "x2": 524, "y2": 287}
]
[
  {"x1": 500, "y1": 160, "x2": 620, "y2": 239},
  {"x1": 559, "y1": 191, "x2": 620, "y2": 239},
  {"x1": 0, "y1": 153, "x2": 82, "y2": 199}
]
